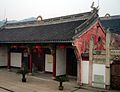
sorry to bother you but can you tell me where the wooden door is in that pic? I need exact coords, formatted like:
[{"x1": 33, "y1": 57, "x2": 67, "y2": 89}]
[
  {"x1": 66, "y1": 48, "x2": 77, "y2": 76},
  {"x1": 32, "y1": 48, "x2": 45, "y2": 72},
  {"x1": 111, "y1": 61, "x2": 120, "y2": 89}
]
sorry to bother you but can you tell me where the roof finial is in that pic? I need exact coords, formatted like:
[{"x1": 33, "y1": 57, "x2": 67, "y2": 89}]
[
  {"x1": 37, "y1": 16, "x2": 43, "y2": 22},
  {"x1": 105, "y1": 13, "x2": 110, "y2": 18},
  {"x1": 91, "y1": 2, "x2": 95, "y2": 9},
  {"x1": 5, "y1": 18, "x2": 7, "y2": 24},
  {"x1": 91, "y1": 1, "x2": 99, "y2": 9},
  {"x1": 91, "y1": 2, "x2": 98, "y2": 13},
  {"x1": 98, "y1": 0, "x2": 99, "y2": 8}
]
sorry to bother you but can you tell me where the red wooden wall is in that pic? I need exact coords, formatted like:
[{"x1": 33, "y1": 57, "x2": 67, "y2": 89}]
[{"x1": 73, "y1": 20, "x2": 105, "y2": 58}]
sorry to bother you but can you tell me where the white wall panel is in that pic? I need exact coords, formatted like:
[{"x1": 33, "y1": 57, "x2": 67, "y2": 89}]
[
  {"x1": 93, "y1": 64, "x2": 105, "y2": 76},
  {"x1": 81, "y1": 61, "x2": 89, "y2": 84},
  {"x1": 92, "y1": 64, "x2": 105, "y2": 88},
  {"x1": 45, "y1": 54, "x2": 53, "y2": 72},
  {"x1": 0, "y1": 47, "x2": 8, "y2": 66},
  {"x1": 56, "y1": 48, "x2": 66, "y2": 76},
  {"x1": 10, "y1": 53, "x2": 22, "y2": 67}
]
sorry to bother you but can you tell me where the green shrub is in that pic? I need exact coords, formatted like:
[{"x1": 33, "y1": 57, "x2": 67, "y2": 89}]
[
  {"x1": 56, "y1": 75, "x2": 68, "y2": 82},
  {"x1": 17, "y1": 67, "x2": 29, "y2": 75}
]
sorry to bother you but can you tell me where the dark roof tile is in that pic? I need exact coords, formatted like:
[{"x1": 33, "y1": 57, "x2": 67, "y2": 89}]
[
  {"x1": 0, "y1": 13, "x2": 120, "y2": 44},
  {"x1": 0, "y1": 20, "x2": 85, "y2": 43},
  {"x1": 100, "y1": 18, "x2": 120, "y2": 34}
]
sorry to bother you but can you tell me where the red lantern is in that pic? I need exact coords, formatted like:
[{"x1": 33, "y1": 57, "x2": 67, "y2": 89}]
[
  {"x1": 35, "y1": 45, "x2": 42, "y2": 49},
  {"x1": 11, "y1": 45, "x2": 17, "y2": 48},
  {"x1": 59, "y1": 44, "x2": 65, "y2": 49}
]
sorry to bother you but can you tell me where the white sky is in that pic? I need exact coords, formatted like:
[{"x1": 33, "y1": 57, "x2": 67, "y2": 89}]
[{"x1": 0, "y1": 0, "x2": 120, "y2": 21}]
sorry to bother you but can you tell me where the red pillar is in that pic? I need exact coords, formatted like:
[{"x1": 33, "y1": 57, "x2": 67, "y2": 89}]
[
  {"x1": 52, "y1": 49, "x2": 56, "y2": 79},
  {"x1": 29, "y1": 53, "x2": 32, "y2": 73}
]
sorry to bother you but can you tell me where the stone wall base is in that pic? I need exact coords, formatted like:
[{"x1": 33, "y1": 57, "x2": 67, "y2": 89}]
[{"x1": 105, "y1": 85, "x2": 110, "y2": 90}]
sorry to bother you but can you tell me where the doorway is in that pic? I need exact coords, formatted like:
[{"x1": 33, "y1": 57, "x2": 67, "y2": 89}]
[
  {"x1": 66, "y1": 48, "x2": 77, "y2": 76},
  {"x1": 110, "y1": 60, "x2": 120, "y2": 89},
  {"x1": 32, "y1": 48, "x2": 45, "y2": 72}
]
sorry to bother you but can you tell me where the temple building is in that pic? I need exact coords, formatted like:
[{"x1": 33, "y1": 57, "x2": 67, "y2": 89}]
[{"x1": 0, "y1": 8, "x2": 120, "y2": 89}]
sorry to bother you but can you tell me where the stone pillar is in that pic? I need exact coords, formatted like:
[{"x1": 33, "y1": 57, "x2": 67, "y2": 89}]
[
  {"x1": 77, "y1": 59, "x2": 81, "y2": 85},
  {"x1": 74, "y1": 49, "x2": 82, "y2": 86},
  {"x1": 105, "y1": 29, "x2": 111, "y2": 89},
  {"x1": 50, "y1": 45, "x2": 56, "y2": 79},
  {"x1": 89, "y1": 36, "x2": 94, "y2": 86}
]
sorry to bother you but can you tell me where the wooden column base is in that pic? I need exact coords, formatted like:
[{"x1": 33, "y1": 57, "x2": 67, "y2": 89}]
[
  {"x1": 52, "y1": 76, "x2": 56, "y2": 80},
  {"x1": 28, "y1": 73, "x2": 32, "y2": 76},
  {"x1": 77, "y1": 81, "x2": 82, "y2": 86},
  {"x1": 7, "y1": 68, "x2": 11, "y2": 72}
]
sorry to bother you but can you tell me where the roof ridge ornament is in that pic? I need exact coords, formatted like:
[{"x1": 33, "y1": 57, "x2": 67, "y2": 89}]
[
  {"x1": 105, "y1": 13, "x2": 110, "y2": 18},
  {"x1": 91, "y1": 2, "x2": 95, "y2": 9},
  {"x1": 91, "y1": 2, "x2": 99, "y2": 14},
  {"x1": 73, "y1": 3, "x2": 99, "y2": 38},
  {"x1": 0, "y1": 18, "x2": 7, "y2": 31},
  {"x1": 37, "y1": 16, "x2": 43, "y2": 22}
]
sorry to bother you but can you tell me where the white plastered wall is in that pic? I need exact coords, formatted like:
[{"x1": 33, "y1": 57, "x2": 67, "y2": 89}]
[
  {"x1": 81, "y1": 60, "x2": 89, "y2": 84},
  {"x1": 92, "y1": 64, "x2": 106, "y2": 88},
  {"x1": 10, "y1": 53, "x2": 22, "y2": 67},
  {"x1": 56, "y1": 48, "x2": 66, "y2": 76},
  {"x1": 0, "y1": 47, "x2": 8, "y2": 66},
  {"x1": 45, "y1": 54, "x2": 53, "y2": 72}
]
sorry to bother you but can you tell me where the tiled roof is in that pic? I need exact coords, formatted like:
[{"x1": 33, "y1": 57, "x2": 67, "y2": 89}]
[
  {"x1": 0, "y1": 20, "x2": 85, "y2": 43},
  {"x1": 5, "y1": 12, "x2": 91, "y2": 29},
  {"x1": 100, "y1": 16, "x2": 120, "y2": 34},
  {"x1": 0, "y1": 11, "x2": 119, "y2": 44}
]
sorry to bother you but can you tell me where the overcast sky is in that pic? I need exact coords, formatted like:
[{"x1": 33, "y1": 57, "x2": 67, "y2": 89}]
[{"x1": 0, "y1": 0, "x2": 120, "y2": 21}]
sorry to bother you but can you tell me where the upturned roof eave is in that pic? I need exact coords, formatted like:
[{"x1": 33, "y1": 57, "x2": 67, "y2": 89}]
[{"x1": 72, "y1": 8, "x2": 99, "y2": 39}]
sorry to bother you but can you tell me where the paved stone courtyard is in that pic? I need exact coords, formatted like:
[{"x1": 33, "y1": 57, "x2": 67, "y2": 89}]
[{"x1": 0, "y1": 69, "x2": 119, "y2": 92}]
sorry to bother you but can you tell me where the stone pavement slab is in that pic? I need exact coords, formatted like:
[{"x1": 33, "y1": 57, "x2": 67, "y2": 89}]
[
  {"x1": 0, "y1": 69, "x2": 119, "y2": 92},
  {"x1": 0, "y1": 69, "x2": 87, "y2": 92}
]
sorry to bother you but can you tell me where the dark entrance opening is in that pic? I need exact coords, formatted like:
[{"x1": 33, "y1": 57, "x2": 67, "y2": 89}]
[
  {"x1": 66, "y1": 48, "x2": 77, "y2": 76},
  {"x1": 110, "y1": 60, "x2": 120, "y2": 90},
  {"x1": 32, "y1": 48, "x2": 45, "y2": 72}
]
